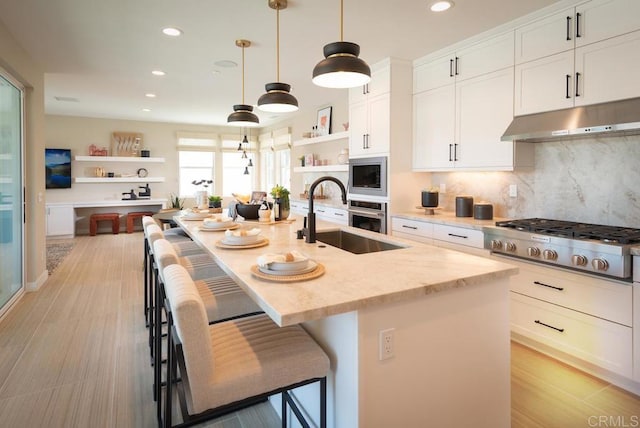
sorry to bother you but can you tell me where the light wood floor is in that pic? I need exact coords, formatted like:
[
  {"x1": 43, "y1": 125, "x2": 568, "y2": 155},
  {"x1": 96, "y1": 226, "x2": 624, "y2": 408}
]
[{"x1": 0, "y1": 233, "x2": 637, "y2": 427}]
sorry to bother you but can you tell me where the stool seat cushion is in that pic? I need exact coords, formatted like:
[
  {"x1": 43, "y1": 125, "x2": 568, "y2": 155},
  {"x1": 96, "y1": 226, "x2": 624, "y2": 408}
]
[
  {"x1": 163, "y1": 264, "x2": 330, "y2": 415},
  {"x1": 195, "y1": 276, "x2": 261, "y2": 322}
]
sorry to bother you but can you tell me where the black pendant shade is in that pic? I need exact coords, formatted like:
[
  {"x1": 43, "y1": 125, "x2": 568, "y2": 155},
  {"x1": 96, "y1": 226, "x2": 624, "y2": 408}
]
[
  {"x1": 258, "y1": 82, "x2": 298, "y2": 112},
  {"x1": 227, "y1": 104, "x2": 259, "y2": 126},
  {"x1": 312, "y1": 41, "x2": 371, "y2": 88}
]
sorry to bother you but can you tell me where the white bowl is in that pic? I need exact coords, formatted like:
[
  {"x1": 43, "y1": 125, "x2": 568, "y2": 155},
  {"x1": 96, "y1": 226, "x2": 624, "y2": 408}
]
[
  {"x1": 202, "y1": 218, "x2": 234, "y2": 229},
  {"x1": 269, "y1": 255, "x2": 309, "y2": 271},
  {"x1": 183, "y1": 211, "x2": 211, "y2": 220},
  {"x1": 223, "y1": 234, "x2": 261, "y2": 245}
]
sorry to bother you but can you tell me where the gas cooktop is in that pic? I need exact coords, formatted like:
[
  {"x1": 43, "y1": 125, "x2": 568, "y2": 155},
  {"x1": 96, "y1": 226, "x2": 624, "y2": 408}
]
[
  {"x1": 485, "y1": 218, "x2": 638, "y2": 280},
  {"x1": 495, "y1": 218, "x2": 640, "y2": 245}
]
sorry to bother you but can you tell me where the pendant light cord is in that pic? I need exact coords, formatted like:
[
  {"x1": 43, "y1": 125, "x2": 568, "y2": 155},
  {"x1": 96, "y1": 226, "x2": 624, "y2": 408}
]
[
  {"x1": 340, "y1": 0, "x2": 344, "y2": 41},
  {"x1": 276, "y1": 7, "x2": 280, "y2": 81},
  {"x1": 241, "y1": 44, "x2": 245, "y2": 103}
]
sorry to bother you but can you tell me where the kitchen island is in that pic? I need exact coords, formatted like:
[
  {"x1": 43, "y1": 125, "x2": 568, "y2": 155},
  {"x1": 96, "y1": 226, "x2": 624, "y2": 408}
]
[{"x1": 175, "y1": 215, "x2": 518, "y2": 427}]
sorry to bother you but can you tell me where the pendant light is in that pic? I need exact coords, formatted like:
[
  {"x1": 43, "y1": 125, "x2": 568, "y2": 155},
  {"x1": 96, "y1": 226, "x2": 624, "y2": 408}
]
[
  {"x1": 227, "y1": 40, "x2": 259, "y2": 126},
  {"x1": 312, "y1": 0, "x2": 371, "y2": 88},
  {"x1": 258, "y1": 0, "x2": 299, "y2": 113}
]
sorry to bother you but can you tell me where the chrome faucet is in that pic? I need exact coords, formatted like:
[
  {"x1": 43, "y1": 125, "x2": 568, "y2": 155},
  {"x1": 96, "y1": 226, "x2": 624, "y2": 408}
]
[{"x1": 301, "y1": 176, "x2": 348, "y2": 243}]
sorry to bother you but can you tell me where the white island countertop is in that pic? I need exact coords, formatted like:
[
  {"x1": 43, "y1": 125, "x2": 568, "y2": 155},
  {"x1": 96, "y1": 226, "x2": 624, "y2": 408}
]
[{"x1": 176, "y1": 215, "x2": 518, "y2": 327}]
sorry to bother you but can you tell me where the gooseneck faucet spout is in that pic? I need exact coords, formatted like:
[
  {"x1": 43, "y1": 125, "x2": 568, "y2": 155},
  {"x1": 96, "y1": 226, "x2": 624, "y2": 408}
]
[{"x1": 303, "y1": 176, "x2": 348, "y2": 243}]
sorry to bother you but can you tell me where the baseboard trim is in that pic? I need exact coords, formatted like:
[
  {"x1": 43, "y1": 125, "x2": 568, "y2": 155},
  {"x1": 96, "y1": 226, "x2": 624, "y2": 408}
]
[{"x1": 26, "y1": 269, "x2": 49, "y2": 292}]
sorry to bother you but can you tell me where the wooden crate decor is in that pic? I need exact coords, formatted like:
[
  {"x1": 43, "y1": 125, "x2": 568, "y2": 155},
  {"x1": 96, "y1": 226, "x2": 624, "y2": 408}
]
[{"x1": 111, "y1": 132, "x2": 143, "y2": 157}]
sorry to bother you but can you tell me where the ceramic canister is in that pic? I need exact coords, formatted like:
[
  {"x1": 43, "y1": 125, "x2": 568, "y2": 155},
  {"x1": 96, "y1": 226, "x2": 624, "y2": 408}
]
[{"x1": 455, "y1": 196, "x2": 474, "y2": 217}]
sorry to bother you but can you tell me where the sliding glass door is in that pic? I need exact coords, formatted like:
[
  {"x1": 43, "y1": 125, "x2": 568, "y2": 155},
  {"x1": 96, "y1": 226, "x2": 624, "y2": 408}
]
[{"x1": 0, "y1": 71, "x2": 24, "y2": 316}]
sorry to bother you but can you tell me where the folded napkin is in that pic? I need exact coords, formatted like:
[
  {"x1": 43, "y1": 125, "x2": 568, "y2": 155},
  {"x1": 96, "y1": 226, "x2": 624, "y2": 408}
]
[
  {"x1": 225, "y1": 228, "x2": 261, "y2": 237},
  {"x1": 257, "y1": 250, "x2": 307, "y2": 267}
]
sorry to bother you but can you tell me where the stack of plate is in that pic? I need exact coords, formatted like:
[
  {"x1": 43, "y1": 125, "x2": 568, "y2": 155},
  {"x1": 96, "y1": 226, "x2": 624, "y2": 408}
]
[
  {"x1": 202, "y1": 216, "x2": 235, "y2": 230},
  {"x1": 221, "y1": 228, "x2": 263, "y2": 245},
  {"x1": 257, "y1": 252, "x2": 317, "y2": 276},
  {"x1": 182, "y1": 211, "x2": 212, "y2": 220}
]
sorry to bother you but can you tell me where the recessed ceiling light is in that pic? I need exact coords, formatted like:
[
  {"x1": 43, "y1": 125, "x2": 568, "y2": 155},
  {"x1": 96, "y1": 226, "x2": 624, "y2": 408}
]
[
  {"x1": 430, "y1": 1, "x2": 454, "y2": 12},
  {"x1": 214, "y1": 60, "x2": 237, "y2": 68},
  {"x1": 142, "y1": 108, "x2": 152, "y2": 112},
  {"x1": 162, "y1": 27, "x2": 182, "y2": 37},
  {"x1": 212, "y1": 70, "x2": 221, "y2": 76},
  {"x1": 145, "y1": 93, "x2": 156, "y2": 98},
  {"x1": 151, "y1": 70, "x2": 166, "y2": 76}
]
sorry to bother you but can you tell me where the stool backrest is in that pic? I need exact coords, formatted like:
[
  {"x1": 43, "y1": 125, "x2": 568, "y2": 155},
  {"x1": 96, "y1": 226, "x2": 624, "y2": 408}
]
[
  {"x1": 142, "y1": 216, "x2": 156, "y2": 231},
  {"x1": 163, "y1": 264, "x2": 215, "y2": 414},
  {"x1": 153, "y1": 239, "x2": 180, "y2": 282},
  {"x1": 146, "y1": 224, "x2": 165, "y2": 252}
]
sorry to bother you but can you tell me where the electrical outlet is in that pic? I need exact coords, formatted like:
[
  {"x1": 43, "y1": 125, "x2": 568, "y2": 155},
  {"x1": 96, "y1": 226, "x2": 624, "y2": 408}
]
[
  {"x1": 509, "y1": 184, "x2": 518, "y2": 198},
  {"x1": 439, "y1": 183, "x2": 446, "y2": 194},
  {"x1": 379, "y1": 328, "x2": 395, "y2": 360}
]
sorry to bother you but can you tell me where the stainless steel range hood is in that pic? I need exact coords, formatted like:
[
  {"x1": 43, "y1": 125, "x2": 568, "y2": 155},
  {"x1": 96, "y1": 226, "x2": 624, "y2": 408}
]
[{"x1": 501, "y1": 98, "x2": 640, "y2": 142}]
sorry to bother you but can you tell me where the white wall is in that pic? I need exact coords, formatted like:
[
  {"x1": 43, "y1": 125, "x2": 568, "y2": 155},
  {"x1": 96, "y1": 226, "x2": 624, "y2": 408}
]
[{"x1": 0, "y1": 18, "x2": 47, "y2": 288}]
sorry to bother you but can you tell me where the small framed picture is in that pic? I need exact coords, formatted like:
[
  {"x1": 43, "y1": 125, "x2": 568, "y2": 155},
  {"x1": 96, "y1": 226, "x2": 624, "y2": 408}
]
[
  {"x1": 304, "y1": 153, "x2": 315, "y2": 167},
  {"x1": 316, "y1": 106, "x2": 332, "y2": 136}
]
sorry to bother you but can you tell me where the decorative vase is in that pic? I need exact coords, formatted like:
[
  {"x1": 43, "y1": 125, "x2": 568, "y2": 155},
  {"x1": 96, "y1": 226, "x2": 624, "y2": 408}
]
[{"x1": 195, "y1": 190, "x2": 208, "y2": 209}]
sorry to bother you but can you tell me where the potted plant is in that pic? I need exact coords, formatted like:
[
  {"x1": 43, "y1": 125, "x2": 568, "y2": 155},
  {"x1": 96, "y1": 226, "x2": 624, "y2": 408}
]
[
  {"x1": 168, "y1": 193, "x2": 184, "y2": 210},
  {"x1": 270, "y1": 184, "x2": 290, "y2": 220},
  {"x1": 208, "y1": 195, "x2": 222, "y2": 209}
]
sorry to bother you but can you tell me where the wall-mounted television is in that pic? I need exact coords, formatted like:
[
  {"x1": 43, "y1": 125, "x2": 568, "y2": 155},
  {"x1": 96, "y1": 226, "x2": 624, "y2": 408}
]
[{"x1": 45, "y1": 148, "x2": 72, "y2": 189}]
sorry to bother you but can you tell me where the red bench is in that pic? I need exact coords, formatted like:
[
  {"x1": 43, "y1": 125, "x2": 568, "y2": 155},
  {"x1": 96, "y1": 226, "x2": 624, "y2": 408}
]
[
  {"x1": 126, "y1": 211, "x2": 154, "y2": 233},
  {"x1": 89, "y1": 213, "x2": 120, "y2": 236}
]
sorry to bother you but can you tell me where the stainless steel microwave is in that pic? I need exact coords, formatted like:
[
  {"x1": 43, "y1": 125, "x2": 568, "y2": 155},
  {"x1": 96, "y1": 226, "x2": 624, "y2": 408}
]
[{"x1": 348, "y1": 156, "x2": 387, "y2": 198}]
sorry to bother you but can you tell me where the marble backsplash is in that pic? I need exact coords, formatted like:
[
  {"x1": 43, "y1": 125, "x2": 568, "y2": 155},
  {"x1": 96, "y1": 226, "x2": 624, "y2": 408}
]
[{"x1": 431, "y1": 134, "x2": 640, "y2": 228}]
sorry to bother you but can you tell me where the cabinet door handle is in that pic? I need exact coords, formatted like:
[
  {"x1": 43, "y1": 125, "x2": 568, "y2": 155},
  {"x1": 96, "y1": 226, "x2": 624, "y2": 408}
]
[
  {"x1": 362, "y1": 135, "x2": 366, "y2": 149},
  {"x1": 455, "y1": 57, "x2": 459, "y2": 76},
  {"x1": 575, "y1": 72, "x2": 581, "y2": 97},
  {"x1": 565, "y1": 74, "x2": 571, "y2": 99},
  {"x1": 449, "y1": 144, "x2": 453, "y2": 161},
  {"x1": 362, "y1": 85, "x2": 366, "y2": 95},
  {"x1": 448, "y1": 233, "x2": 468, "y2": 239},
  {"x1": 535, "y1": 319, "x2": 565, "y2": 333},
  {"x1": 533, "y1": 280, "x2": 564, "y2": 291},
  {"x1": 402, "y1": 225, "x2": 418, "y2": 230},
  {"x1": 575, "y1": 12, "x2": 582, "y2": 38},
  {"x1": 566, "y1": 16, "x2": 572, "y2": 41},
  {"x1": 453, "y1": 143, "x2": 458, "y2": 161},
  {"x1": 449, "y1": 59, "x2": 454, "y2": 77}
]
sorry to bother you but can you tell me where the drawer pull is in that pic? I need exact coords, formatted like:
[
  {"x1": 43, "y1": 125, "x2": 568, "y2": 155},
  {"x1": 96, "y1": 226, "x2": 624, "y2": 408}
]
[
  {"x1": 402, "y1": 225, "x2": 418, "y2": 230},
  {"x1": 333, "y1": 213, "x2": 345, "y2": 217},
  {"x1": 535, "y1": 319, "x2": 565, "y2": 333},
  {"x1": 448, "y1": 233, "x2": 468, "y2": 239},
  {"x1": 533, "y1": 280, "x2": 564, "y2": 291}
]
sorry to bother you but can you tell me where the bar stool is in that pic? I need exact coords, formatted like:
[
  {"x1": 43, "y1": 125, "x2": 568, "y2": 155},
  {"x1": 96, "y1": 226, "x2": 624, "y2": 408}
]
[
  {"x1": 152, "y1": 239, "x2": 262, "y2": 411},
  {"x1": 89, "y1": 213, "x2": 120, "y2": 236},
  {"x1": 161, "y1": 264, "x2": 328, "y2": 428}
]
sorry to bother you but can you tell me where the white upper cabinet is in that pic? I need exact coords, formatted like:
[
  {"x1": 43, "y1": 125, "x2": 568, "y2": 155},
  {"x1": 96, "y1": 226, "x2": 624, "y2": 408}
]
[
  {"x1": 349, "y1": 59, "x2": 410, "y2": 158},
  {"x1": 414, "y1": 31, "x2": 515, "y2": 93},
  {"x1": 413, "y1": 31, "x2": 532, "y2": 171},
  {"x1": 574, "y1": 30, "x2": 640, "y2": 106},
  {"x1": 575, "y1": 0, "x2": 640, "y2": 47},
  {"x1": 514, "y1": 0, "x2": 640, "y2": 115},
  {"x1": 514, "y1": 50, "x2": 575, "y2": 115}
]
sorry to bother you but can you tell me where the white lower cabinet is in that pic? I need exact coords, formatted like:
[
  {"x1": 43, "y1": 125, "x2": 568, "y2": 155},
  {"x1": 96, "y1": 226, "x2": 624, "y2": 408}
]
[
  {"x1": 290, "y1": 200, "x2": 308, "y2": 216},
  {"x1": 391, "y1": 217, "x2": 434, "y2": 244},
  {"x1": 315, "y1": 206, "x2": 348, "y2": 226},
  {"x1": 511, "y1": 292, "x2": 633, "y2": 378},
  {"x1": 46, "y1": 204, "x2": 75, "y2": 237}
]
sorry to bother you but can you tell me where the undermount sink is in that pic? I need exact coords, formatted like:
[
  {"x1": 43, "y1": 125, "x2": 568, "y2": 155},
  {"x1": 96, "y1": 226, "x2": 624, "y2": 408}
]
[{"x1": 315, "y1": 230, "x2": 405, "y2": 254}]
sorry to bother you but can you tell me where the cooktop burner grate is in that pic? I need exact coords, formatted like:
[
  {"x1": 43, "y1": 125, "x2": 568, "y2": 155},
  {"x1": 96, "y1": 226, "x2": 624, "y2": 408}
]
[{"x1": 495, "y1": 218, "x2": 640, "y2": 245}]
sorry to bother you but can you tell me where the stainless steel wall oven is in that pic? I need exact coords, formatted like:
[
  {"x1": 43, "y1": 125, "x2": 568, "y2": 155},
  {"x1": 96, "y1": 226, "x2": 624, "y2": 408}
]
[{"x1": 348, "y1": 199, "x2": 387, "y2": 234}]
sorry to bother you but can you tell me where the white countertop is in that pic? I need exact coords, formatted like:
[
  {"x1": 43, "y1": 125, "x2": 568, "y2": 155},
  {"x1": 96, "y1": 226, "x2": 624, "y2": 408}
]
[
  {"x1": 392, "y1": 210, "x2": 510, "y2": 231},
  {"x1": 175, "y1": 214, "x2": 518, "y2": 326},
  {"x1": 290, "y1": 197, "x2": 347, "y2": 210}
]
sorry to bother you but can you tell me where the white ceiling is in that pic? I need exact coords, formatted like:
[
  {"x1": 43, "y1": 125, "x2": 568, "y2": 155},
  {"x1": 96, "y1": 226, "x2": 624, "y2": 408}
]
[{"x1": 0, "y1": 0, "x2": 560, "y2": 127}]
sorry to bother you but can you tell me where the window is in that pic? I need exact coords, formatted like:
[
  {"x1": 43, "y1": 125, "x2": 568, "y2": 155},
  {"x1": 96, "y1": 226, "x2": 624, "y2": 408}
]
[
  {"x1": 222, "y1": 151, "x2": 255, "y2": 196},
  {"x1": 178, "y1": 151, "x2": 214, "y2": 197},
  {"x1": 259, "y1": 127, "x2": 291, "y2": 194},
  {"x1": 177, "y1": 133, "x2": 217, "y2": 197}
]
